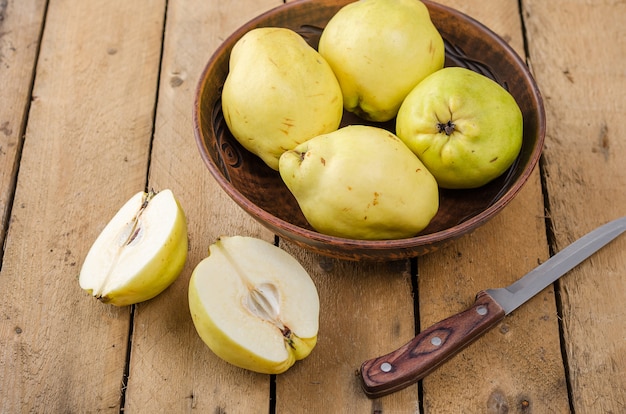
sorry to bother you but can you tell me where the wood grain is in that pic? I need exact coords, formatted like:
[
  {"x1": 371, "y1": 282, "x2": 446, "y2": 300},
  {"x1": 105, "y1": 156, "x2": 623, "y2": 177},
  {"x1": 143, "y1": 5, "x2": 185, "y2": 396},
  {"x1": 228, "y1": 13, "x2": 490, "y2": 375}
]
[
  {"x1": 122, "y1": 0, "x2": 283, "y2": 412},
  {"x1": 276, "y1": 245, "x2": 420, "y2": 411},
  {"x1": 417, "y1": 0, "x2": 571, "y2": 412},
  {"x1": 0, "y1": 0, "x2": 165, "y2": 411},
  {"x1": 523, "y1": 1, "x2": 626, "y2": 412},
  {"x1": 0, "y1": 0, "x2": 46, "y2": 251},
  {"x1": 3, "y1": 0, "x2": 623, "y2": 412}
]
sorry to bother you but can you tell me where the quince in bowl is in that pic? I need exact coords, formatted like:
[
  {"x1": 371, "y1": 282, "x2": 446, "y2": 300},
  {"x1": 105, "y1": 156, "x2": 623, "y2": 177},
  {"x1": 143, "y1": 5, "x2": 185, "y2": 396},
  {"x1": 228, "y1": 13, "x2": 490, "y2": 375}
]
[{"x1": 193, "y1": 0, "x2": 545, "y2": 261}]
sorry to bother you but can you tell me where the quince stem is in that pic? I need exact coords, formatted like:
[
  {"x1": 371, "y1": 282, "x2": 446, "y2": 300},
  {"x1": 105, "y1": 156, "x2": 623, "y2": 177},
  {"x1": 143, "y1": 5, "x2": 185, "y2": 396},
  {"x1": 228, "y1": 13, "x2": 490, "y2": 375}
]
[{"x1": 437, "y1": 120, "x2": 456, "y2": 136}]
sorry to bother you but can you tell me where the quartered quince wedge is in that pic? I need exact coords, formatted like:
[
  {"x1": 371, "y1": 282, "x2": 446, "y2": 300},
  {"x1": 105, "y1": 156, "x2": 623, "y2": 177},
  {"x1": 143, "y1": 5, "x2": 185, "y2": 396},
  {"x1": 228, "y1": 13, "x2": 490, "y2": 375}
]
[{"x1": 79, "y1": 189, "x2": 188, "y2": 306}]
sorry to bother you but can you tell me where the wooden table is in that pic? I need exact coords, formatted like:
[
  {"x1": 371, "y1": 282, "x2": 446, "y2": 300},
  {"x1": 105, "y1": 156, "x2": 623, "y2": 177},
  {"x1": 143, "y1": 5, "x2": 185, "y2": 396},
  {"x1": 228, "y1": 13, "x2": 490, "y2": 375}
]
[{"x1": 1, "y1": 0, "x2": 624, "y2": 412}]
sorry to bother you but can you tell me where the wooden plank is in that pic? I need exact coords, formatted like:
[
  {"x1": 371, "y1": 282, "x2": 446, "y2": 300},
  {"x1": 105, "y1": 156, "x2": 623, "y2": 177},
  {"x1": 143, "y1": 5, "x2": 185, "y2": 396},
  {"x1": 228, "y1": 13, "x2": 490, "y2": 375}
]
[
  {"x1": 275, "y1": 246, "x2": 419, "y2": 411},
  {"x1": 271, "y1": 0, "x2": 419, "y2": 410},
  {"x1": 0, "y1": 0, "x2": 46, "y2": 250},
  {"x1": 122, "y1": 1, "x2": 283, "y2": 412},
  {"x1": 0, "y1": 0, "x2": 165, "y2": 411},
  {"x1": 523, "y1": 1, "x2": 626, "y2": 412},
  {"x1": 417, "y1": 0, "x2": 571, "y2": 412}
]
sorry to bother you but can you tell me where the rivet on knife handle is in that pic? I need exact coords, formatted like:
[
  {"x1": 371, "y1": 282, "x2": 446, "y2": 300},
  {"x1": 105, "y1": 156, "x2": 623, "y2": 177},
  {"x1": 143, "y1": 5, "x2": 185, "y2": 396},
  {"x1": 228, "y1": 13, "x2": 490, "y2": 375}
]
[{"x1": 359, "y1": 291, "x2": 505, "y2": 399}]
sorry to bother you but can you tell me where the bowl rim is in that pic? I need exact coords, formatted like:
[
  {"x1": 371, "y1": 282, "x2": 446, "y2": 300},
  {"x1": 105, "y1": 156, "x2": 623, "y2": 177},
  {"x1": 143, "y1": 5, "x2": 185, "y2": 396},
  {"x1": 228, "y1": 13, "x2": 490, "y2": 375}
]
[{"x1": 192, "y1": 0, "x2": 546, "y2": 256}]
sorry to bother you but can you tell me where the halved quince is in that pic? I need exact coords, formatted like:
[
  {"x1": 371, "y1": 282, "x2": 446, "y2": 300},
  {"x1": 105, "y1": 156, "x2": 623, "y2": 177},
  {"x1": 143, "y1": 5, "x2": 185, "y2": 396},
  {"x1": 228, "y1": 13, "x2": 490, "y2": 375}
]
[{"x1": 188, "y1": 236, "x2": 319, "y2": 374}]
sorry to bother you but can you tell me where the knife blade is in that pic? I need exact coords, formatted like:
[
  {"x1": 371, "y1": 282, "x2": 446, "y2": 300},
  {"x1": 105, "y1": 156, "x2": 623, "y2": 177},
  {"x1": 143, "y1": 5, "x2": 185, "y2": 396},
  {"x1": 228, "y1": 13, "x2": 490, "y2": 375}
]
[{"x1": 360, "y1": 216, "x2": 626, "y2": 399}]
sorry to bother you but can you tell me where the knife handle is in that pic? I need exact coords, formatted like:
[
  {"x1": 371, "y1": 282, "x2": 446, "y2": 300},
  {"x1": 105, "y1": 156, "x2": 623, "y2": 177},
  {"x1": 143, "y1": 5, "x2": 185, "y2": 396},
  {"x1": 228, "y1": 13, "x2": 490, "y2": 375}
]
[{"x1": 359, "y1": 290, "x2": 506, "y2": 399}]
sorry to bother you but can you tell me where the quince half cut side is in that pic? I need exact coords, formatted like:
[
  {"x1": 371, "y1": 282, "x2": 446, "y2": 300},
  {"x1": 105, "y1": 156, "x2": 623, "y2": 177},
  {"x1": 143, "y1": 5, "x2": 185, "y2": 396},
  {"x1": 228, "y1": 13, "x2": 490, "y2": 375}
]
[{"x1": 79, "y1": 189, "x2": 188, "y2": 306}]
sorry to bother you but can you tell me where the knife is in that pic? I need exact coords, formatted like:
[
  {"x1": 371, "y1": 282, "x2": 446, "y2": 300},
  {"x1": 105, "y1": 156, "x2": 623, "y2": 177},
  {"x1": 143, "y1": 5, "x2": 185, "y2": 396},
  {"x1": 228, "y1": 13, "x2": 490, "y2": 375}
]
[{"x1": 360, "y1": 216, "x2": 626, "y2": 399}]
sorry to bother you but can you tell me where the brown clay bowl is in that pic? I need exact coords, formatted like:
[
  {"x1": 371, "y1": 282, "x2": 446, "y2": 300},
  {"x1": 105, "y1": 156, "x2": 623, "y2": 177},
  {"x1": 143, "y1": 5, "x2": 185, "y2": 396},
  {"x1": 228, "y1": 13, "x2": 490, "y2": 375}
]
[{"x1": 193, "y1": 0, "x2": 545, "y2": 261}]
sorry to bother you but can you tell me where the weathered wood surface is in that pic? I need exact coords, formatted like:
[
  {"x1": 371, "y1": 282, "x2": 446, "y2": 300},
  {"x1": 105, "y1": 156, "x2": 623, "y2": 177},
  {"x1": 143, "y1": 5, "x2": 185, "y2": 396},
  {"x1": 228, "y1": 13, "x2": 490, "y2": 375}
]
[
  {"x1": 0, "y1": 0, "x2": 165, "y2": 412},
  {"x1": 0, "y1": 0, "x2": 624, "y2": 413},
  {"x1": 0, "y1": 0, "x2": 46, "y2": 253},
  {"x1": 523, "y1": 1, "x2": 626, "y2": 413}
]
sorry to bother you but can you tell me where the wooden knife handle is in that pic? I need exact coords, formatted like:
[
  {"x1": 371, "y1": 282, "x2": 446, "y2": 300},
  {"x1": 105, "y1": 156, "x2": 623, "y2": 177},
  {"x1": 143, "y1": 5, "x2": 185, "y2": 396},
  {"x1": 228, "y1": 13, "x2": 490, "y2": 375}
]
[{"x1": 359, "y1": 290, "x2": 506, "y2": 399}]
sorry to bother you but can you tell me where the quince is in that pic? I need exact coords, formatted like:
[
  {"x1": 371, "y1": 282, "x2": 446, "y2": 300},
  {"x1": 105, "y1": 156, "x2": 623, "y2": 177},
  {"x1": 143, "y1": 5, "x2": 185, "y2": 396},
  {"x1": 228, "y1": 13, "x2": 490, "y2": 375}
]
[
  {"x1": 222, "y1": 27, "x2": 343, "y2": 170},
  {"x1": 318, "y1": 0, "x2": 444, "y2": 122},
  {"x1": 279, "y1": 125, "x2": 439, "y2": 240},
  {"x1": 396, "y1": 67, "x2": 523, "y2": 189},
  {"x1": 188, "y1": 236, "x2": 319, "y2": 374}
]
